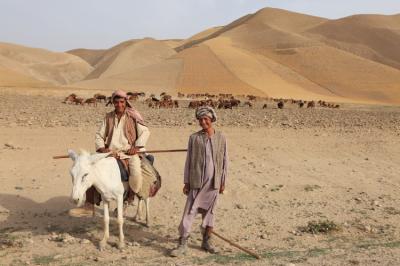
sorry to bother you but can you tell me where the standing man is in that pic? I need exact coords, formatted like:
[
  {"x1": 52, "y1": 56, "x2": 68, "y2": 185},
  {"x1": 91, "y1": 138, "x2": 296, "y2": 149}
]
[
  {"x1": 171, "y1": 106, "x2": 228, "y2": 257},
  {"x1": 69, "y1": 89, "x2": 150, "y2": 217}
]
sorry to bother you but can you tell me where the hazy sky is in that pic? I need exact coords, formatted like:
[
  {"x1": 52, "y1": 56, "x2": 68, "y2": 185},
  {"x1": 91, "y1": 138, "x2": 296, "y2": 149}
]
[{"x1": 1, "y1": 0, "x2": 399, "y2": 51}]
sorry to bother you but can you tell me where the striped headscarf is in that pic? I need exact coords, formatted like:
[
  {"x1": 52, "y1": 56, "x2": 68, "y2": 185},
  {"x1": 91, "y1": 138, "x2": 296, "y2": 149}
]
[{"x1": 195, "y1": 106, "x2": 217, "y2": 122}]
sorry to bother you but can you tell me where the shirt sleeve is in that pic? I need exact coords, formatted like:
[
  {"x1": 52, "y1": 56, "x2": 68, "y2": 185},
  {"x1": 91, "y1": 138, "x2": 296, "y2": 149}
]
[
  {"x1": 220, "y1": 137, "x2": 228, "y2": 186},
  {"x1": 135, "y1": 123, "x2": 150, "y2": 150},
  {"x1": 183, "y1": 137, "x2": 192, "y2": 185},
  {"x1": 95, "y1": 118, "x2": 107, "y2": 151}
]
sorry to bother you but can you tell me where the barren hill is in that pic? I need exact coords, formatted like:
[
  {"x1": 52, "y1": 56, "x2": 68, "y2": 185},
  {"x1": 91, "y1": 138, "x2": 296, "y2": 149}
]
[
  {"x1": 0, "y1": 42, "x2": 92, "y2": 85},
  {"x1": 2, "y1": 7, "x2": 400, "y2": 104}
]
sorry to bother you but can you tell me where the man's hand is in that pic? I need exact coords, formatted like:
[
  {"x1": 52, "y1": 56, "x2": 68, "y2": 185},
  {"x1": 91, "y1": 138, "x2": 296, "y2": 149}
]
[
  {"x1": 126, "y1": 147, "x2": 140, "y2": 155},
  {"x1": 219, "y1": 184, "x2": 225, "y2": 194},
  {"x1": 97, "y1": 147, "x2": 110, "y2": 153},
  {"x1": 183, "y1": 183, "x2": 190, "y2": 195}
]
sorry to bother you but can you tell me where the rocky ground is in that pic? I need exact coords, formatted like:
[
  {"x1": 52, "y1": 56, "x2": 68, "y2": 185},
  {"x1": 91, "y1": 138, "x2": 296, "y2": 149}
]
[
  {"x1": 1, "y1": 91, "x2": 400, "y2": 265},
  {"x1": 0, "y1": 93, "x2": 399, "y2": 132}
]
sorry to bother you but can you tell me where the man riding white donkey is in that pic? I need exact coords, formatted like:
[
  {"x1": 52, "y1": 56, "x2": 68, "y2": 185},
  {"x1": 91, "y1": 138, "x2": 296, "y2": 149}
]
[{"x1": 69, "y1": 89, "x2": 157, "y2": 222}]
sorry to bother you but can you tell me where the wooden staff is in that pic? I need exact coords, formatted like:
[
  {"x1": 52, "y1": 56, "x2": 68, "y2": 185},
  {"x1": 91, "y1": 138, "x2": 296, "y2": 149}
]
[
  {"x1": 211, "y1": 230, "x2": 261, "y2": 260},
  {"x1": 52, "y1": 149, "x2": 187, "y2": 159}
]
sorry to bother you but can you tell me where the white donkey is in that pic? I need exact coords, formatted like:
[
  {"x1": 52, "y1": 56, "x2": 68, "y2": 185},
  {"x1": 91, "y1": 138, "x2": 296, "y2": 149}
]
[{"x1": 68, "y1": 149, "x2": 126, "y2": 250}]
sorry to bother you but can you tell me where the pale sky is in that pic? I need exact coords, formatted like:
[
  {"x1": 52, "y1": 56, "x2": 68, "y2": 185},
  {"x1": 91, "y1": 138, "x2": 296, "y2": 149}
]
[{"x1": 1, "y1": 0, "x2": 399, "y2": 51}]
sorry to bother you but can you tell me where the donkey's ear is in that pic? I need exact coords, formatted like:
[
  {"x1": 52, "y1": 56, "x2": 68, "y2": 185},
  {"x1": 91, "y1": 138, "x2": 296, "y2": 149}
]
[
  {"x1": 68, "y1": 149, "x2": 78, "y2": 161},
  {"x1": 89, "y1": 152, "x2": 110, "y2": 165}
]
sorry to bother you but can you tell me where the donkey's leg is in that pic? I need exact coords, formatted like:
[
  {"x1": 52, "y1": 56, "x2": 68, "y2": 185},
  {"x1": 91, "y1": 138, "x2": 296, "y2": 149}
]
[
  {"x1": 145, "y1": 198, "x2": 151, "y2": 227},
  {"x1": 99, "y1": 201, "x2": 110, "y2": 251},
  {"x1": 134, "y1": 197, "x2": 143, "y2": 222},
  {"x1": 117, "y1": 194, "x2": 125, "y2": 249}
]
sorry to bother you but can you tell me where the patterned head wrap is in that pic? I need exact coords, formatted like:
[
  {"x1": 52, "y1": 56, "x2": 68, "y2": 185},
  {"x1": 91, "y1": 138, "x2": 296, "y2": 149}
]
[
  {"x1": 111, "y1": 89, "x2": 144, "y2": 124},
  {"x1": 196, "y1": 106, "x2": 217, "y2": 122}
]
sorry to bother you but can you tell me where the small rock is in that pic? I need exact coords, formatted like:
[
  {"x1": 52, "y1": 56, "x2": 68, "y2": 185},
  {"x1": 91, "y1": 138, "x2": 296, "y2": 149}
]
[
  {"x1": 80, "y1": 239, "x2": 90, "y2": 244},
  {"x1": 363, "y1": 225, "x2": 372, "y2": 232},
  {"x1": 235, "y1": 203, "x2": 245, "y2": 209},
  {"x1": 372, "y1": 200, "x2": 381, "y2": 207},
  {"x1": 25, "y1": 238, "x2": 34, "y2": 244},
  {"x1": 354, "y1": 197, "x2": 362, "y2": 203},
  {"x1": 53, "y1": 254, "x2": 63, "y2": 259},
  {"x1": 4, "y1": 143, "x2": 16, "y2": 149}
]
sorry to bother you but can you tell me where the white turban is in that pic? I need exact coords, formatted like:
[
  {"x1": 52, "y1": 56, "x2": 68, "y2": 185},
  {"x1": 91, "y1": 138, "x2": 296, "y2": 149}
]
[{"x1": 196, "y1": 106, "x2": 217, "y2": 122}]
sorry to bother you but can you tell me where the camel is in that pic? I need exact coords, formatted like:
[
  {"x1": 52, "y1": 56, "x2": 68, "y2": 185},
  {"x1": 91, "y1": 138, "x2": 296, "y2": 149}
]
[{"x1": 68, "y1": 150, "x2": 161, "y2": 250}]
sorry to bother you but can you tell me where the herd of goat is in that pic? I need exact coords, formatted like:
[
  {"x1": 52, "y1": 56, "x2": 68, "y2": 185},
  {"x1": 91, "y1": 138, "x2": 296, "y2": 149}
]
[{"x1": 63, "y1": 92, "x2": 340, "y2": 109}]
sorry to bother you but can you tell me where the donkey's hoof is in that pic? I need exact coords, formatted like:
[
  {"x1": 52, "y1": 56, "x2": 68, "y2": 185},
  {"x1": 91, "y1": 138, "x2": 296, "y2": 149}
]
[
  {"x1": 118, "y1": 241, "x2": 126, "y2": 250},
  {"x1": 99, "y1": 240, "x2": 107, "y2": 251}
]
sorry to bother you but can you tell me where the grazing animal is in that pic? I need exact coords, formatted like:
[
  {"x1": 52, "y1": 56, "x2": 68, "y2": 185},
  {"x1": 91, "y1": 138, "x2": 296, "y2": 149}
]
[
  {"x1": 94, "y1": 94, "x2": 107, "y2": 102},
  {"x1": 277, "y1": 101, "x2": 284, "y2": 109},
  {"x1": 84, "y1": 98, "x2": 97, "y2": 107},
  {"x1": 262, "y1": 103, "x2": 267, "y2": 109},
  {"x1": 307, "y1": 101, "x2": 315, "y2": 108},
  {"x1": 127, "y1": 94, "x2": 139, "y2": 101},
  {"x1": 243, "y1": 101, "x2": 253, "y2": 108},
  {"x1": 63, "y1": 93, "x2": 77, "y2": 104},
  {"x1": 73, "y1": 97, "x2": 84, "y2": 105},
  {"x1": 230, "y1": 99, "x2": 240, "y2": 108},
  {"x1": 218, "y1": 101, "x2": 232, "y2": 109},
  {"x1": 188, "y1": 101, "x2": 201, "y2": 109},
  {"x1": 159, "y1": 99, "x2": 174, "y2": 108},
  {"x1": 299, "y1": 101, "x2": 304, "y2": 108}
]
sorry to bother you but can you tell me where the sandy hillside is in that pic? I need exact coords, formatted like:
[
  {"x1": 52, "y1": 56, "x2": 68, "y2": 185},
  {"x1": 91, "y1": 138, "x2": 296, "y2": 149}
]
[
  {"x1": 86, "y1": 38, "x2": 177, "y2": 79},
  {"x1": 66, "y1": 48, "x2": 107, "y2": 67},
  {"x1": 1, "y1": 7, "x2": 400, "y2": 103},
  {"x1": 173, "y1": 44, "x2": 264, "y2": 96},
  {"x1": 0, "y1": 66, "x2": 51, "y2": 88},
  {"x1": 211, "y1": 8, "x2": 400, "y2": 104},
  {"x1": 63, "y1": 8, "x2": 400, "y2": 104},
  {"x1": 0, "y1": 42, "x2": 93, "y2": 85},
  {"x1": 0, "y1": 91, "x2": 400, "y2": 265},
  {"x1": 306, "y1": 14, "x2": 400, "y2": 69}
]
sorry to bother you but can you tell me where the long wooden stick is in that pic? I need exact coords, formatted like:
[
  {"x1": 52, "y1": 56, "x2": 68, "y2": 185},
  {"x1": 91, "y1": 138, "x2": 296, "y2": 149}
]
[
  {"x1": 52, "y1": 149, "x2": 187, "y2": 159},
  {"x1": 211, "y1": 230, "x2": 261, "y2": 260}
]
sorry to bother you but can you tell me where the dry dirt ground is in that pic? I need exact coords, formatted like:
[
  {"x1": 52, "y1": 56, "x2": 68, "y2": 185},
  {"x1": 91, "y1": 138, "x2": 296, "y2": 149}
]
[{"x1": 1, "y1": 91, "x2": 400, "y2": 265}]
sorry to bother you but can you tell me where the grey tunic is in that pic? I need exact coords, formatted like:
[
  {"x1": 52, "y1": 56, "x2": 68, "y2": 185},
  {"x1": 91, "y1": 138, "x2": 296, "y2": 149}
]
[{"x1": 179, "y1": 134, "x2": 228, "y2": 237}]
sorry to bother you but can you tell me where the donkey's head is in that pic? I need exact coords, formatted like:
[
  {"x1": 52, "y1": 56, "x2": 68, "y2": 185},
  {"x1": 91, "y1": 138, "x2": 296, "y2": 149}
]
[{"x1": 68, "y1": 149, "x2": 109, "y2": 207}]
